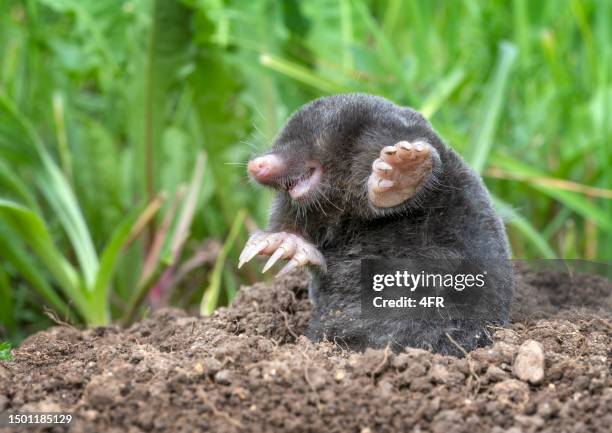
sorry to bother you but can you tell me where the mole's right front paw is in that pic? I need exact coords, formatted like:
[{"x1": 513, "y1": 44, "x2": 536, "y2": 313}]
[
  {"x1": 238, "y1": 231, "x2": 326, "y2": 276},
  {"x1": 367, "y1": 140, "x2": 434, "y2": 208}
]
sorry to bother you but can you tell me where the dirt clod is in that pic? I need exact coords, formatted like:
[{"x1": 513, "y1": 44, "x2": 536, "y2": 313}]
[{"x1": 0, "y1": 267, "x2": 610, "y2": 433}]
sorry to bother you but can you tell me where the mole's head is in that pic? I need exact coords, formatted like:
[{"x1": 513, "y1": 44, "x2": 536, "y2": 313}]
[{"x1": 247, "y1": 94, "x2": 441, "y2": 216}]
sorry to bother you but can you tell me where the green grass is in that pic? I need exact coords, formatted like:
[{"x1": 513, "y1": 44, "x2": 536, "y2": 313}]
[
  {"x1": 0, "y1": 0, "x2": 610, "y2": 344},
  {"x1": 0, "y1": 342, "x2": 12, "y2": 361}
]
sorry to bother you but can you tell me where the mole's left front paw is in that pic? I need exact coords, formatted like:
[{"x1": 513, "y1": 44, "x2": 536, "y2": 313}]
[
  {"x1": 367, "y1": 140, "x2": 434, "y2": 208},
  {"x1": 238, "y1": 231, "x2": 326, "y2": 276}
]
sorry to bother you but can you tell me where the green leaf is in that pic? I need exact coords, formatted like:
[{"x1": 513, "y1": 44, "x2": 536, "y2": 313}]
[
  {"x1": 492, "y1": 195, "x2": 557, "y2": 259},
  {"x1": 0, "y1": 94, "x2": 99, "y2": 289},
  {"x1": 259, "y1": 53, "x2": 351, "y2": 94},
  {"x1": 0, "y1": 266, "x2": 15, "y2": 332},
  {"x1": 0, "y1": 223, "x2": 75, "y2": 322},
  {"x1": 91, "y1": 198, "x2": 162, "y2": 325},
  {"x1": 0, "y1": 341, "x2": 12, "y2": 361},
  {"x1": 37, "y1": 154, "x2": 99, "y2": 290},
  {"x1": 469, "y1": 42, "x2": 518, "y2": 174},
  {"x1": 491, "y1": 154, "x2": 612, "y2": 232},
  {"x1": 201, "y1": 209, "x2": 246, "y2": 316},
  {"x1": 0, "y1": 159, "x2": 39, "y2": 210},
  {"x1": 0, "y1": 199, "x2": 88, "y2": 314},
  {"x1": 145, "y1": 0, "x2": 193, "y2": 199},
  {"x1": 419, "y1": 68, "x2": 466, "y2": 119}
]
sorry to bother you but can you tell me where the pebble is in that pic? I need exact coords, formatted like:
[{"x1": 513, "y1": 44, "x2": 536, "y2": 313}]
[
  {"x1": 513, "y1": 340, "x2": 545, "y2": 384},
  {"x1": 203, "y1": 357, "x2": 222, "y2": 376},
  {"x1": 214, "y1": 369, "x2": 233, "y2": 385}
]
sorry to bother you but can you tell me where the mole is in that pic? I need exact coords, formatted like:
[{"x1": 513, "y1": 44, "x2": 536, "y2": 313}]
[{"x1": 239, "y1": 93, "x2": 514, "y2": 356}]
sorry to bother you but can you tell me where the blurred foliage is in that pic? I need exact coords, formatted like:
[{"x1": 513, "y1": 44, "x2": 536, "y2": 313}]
[
  {"x1": 0, "y1": 0, "x2": 610, "y2": 343},
  {"x1": 0, "y1": 341, "x2": 12, "y2": 361}
]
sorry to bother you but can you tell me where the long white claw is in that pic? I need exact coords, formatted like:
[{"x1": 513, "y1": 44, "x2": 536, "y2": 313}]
[
  {"x1": 238, "y1": 232, "x2": 263, "y2": 263},
  {"x1": 238, "y1": 231, "x2": 326, "y2": 275},
  {"x1": 238, "y1": 239, "x2": 269, "y2": 268},
  {"x1": 262, "y1": 237, "x2": 297, "y2": 273},
  {"x1": 262, "y1": 247, "x2": 286, "y2": 273},
  {"x1": 276, "y1": 258, "x2": 299, "y2": 277}
]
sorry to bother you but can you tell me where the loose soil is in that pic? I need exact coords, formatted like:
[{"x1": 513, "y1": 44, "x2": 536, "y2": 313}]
[{"x1": 1, "y1": 265, "x2": 610, "y2": 433}]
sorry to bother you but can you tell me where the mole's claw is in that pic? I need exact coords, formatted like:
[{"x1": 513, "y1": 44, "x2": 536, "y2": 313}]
[
  {"x1": 238, "y1": 231, "x2": 325, "y2": 275},
  {"x1": 262, "y1": 237, "x2": 296, "y2": 272},
  {"x1": 240, "y1": 240, "x2": 267, "y2": 265},
  {"x1": 373, "y1": 159, "x2": 392, "y2": 176},
  {"x1": 276, "y1": 258, "x2": 299, "y2": 277},
  {"x1": 382, "y1": 146, "x2": 397, "y2": 156},
  {"x1": 239, "y1": 231, "x2": 263, "y2": 262},
  {"x1": 262, "y1": 248, "x2": 284, "y2": 273}
]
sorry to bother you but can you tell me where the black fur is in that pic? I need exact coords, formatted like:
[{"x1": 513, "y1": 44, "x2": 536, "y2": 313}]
[{"x1": 256, "y1": 93, "x2": 513, "y2": 356}]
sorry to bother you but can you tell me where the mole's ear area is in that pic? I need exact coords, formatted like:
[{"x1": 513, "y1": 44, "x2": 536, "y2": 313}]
[
  {"x1": 366, "y1": 140, "x2": 436, "y2": 208},
  {"x1": 247, "y1": 154, "x2": 285, "y2": 184}
]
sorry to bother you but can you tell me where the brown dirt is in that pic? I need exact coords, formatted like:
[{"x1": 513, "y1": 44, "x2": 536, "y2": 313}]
[{"x1": 1, "y1": 266, "x2": 610, "y2": 433}]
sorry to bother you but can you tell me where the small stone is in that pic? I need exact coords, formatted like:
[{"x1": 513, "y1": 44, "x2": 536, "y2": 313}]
[
  {"x1": 214, "y1": 369, "x2": 233, "y2": 385},
  {"x1": 513, "y1": 340, "x2": 545, "y2": 384},
  {"x1": 203, "y1": 357, "x2": 222, "y2": 376},
  {"x1": 334, "y1": 370, "x2": 346, "y2": 381},
  {"x1": 537, "y1": 401, "x2": 558, "y2": 418},
  {"x1": 192, "y1": 362, "x2": 205, "y2": 375}
]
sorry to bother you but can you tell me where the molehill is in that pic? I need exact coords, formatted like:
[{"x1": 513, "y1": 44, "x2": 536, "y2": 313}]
[{"x1": 0, "y1": 266, "x2": 610, "y2": 433}]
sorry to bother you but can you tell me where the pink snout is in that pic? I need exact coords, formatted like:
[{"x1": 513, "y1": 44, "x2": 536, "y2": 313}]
[{"x1": 247, "y1": 154, "x2": 284, "y2": 182}]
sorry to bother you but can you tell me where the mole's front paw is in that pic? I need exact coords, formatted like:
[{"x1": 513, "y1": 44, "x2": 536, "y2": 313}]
[
  {"x1": 238, "y1": 231, "x2": 326, "y2": 276},
  {"x1": 367, "y1": 140, "x2": 434, "y2": 208}
]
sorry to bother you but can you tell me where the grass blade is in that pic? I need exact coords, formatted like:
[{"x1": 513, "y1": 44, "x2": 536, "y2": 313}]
[
  {"x1": 0, "y1": 265, "x2": 15, "y2": 332},
  {"x1": 0, "y1": 224, "x2": 74, "y2": 322},
  {"x1": 91, "y1": 197, "x2": 163, "y2": 325},
  {"x1": 37, "y1": 155, "x2": 100, "y2": 290},
  {"x1": 0, "y1": 199, "x2": 88, "y2": 316},
  {"x1": 469, "y1": 42, "x2": 518, "y2": 174},
  {"x1": 419, "y1": 68, "x2": 466, "y2": 119},
  {"x1": 490, "y1": 154, "x2": 612, "y2": 232},
  {"x1": 145, "y1": 0, "x2": 193, "y2": 209},
  {"x1": 0, "y1": 94, "x2": 99, "y2": 289},
  {"x1": 201, "y1": 209, "x2": 246, "y2": 316},
  {"x1": 259, "y1": 53, "x2": 351, "y2": 94},
  {"x1": 492, "y1": 195, "x2": 556, "y2": 259}
]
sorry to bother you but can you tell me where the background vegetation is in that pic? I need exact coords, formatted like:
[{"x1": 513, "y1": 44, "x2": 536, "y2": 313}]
[{"x1": 0, "y1": 0, "x2": 610, "y2": 344}]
